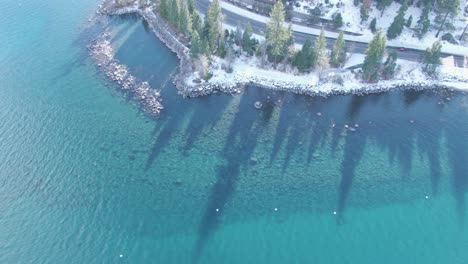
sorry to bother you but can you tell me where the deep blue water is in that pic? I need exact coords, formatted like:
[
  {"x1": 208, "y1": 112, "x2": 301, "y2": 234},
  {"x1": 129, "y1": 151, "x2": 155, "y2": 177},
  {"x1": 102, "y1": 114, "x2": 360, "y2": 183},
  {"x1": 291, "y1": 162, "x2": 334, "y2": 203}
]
[{"x1": 0, "y1": 1, "x2": 467, "y2": 263}]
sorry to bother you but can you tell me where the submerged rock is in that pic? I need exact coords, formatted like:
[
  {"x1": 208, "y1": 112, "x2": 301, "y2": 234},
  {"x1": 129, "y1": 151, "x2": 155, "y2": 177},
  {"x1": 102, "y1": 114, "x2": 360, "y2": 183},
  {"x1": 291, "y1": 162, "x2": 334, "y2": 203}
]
[{"x1": 254, "y1": 101, "x2": 263, "y2": 109}]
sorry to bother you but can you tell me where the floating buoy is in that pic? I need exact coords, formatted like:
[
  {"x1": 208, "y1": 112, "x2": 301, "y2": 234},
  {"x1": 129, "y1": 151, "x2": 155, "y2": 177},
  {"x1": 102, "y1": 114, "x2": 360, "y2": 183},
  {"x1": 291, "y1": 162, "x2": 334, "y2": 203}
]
[
  {"x1": 120, "y1": 254, "x2": 123, "y2": 258},
  {"x1": 316, "y1": 112, "x2": 322, "y2": 116},
  {"x1": 215, "y1": 208, "x2": 219, "y2": 212},
  {"x1": 274, "y1": 208, "x2": 278, "y2": 211},
  {"x1": 425, "y1": 196, "x2": 429, "y2": 199},
  {"x1": 410, "y1": 120, "x2": 414, "y2": 124},
  {"x1": 333, "y1": 211, "x2": 337, "y2": 215}
]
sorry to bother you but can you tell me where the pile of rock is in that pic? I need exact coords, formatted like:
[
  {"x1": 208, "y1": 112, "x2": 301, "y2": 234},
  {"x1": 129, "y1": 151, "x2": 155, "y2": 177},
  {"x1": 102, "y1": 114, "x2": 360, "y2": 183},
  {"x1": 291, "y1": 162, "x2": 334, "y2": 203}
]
[{"x1": 89, "y1": 33, "x2": 163, "y2": 115}]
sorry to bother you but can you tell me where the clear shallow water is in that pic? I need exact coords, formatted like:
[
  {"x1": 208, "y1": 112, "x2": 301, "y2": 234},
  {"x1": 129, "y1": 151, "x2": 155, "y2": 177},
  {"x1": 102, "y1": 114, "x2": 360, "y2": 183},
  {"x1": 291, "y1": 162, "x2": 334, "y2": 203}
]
[{"x1": 1, "y1": 1, "x2": 467, "y2": 263}]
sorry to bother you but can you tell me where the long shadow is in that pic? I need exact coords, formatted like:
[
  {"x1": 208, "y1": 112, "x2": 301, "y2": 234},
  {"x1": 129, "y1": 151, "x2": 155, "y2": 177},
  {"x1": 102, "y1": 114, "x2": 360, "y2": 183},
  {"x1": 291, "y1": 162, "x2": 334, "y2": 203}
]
[
  {"x1": 193, "y1": 90, "x2": 269, "y2": 263},
  {"x1": 269, "y1": 95, "x2": 296, "y2": 162},
  {"x1": 416, "y1": 121, "x2": 443, "y2": 196},
  {"x1": 144, "y1": 106, "x2": 193, "y2": 170},
  {"x1": 183, "y1": 95, "x2": 233, "y2": 153},
  {"x1": 446, "y1": 101, "x2": 468, "y2": 226},
  {"x1": 336, "y1": 129, "x2": 366, "y2": 223}
]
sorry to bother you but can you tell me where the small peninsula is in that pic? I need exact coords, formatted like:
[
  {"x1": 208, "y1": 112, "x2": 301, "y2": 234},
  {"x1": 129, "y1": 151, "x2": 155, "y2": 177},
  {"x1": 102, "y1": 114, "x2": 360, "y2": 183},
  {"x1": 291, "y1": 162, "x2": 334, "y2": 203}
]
[{"x1": 94, "y1": 0, "x2": 468, "y2": 114}]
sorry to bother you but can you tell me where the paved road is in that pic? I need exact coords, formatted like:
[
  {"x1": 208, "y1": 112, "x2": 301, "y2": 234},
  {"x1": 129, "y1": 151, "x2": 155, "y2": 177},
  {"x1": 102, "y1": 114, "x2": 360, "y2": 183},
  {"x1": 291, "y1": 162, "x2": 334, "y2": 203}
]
[{"x1": 196, "y1": 0, "x2": 466, "y2": 67}]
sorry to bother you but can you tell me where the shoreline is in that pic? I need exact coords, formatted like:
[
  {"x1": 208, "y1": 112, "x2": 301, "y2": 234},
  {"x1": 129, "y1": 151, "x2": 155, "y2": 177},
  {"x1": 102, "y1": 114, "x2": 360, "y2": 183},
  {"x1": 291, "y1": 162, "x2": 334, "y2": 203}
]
[{"x1": 96, "y1": 1, "x2": 467, "y2": 101}]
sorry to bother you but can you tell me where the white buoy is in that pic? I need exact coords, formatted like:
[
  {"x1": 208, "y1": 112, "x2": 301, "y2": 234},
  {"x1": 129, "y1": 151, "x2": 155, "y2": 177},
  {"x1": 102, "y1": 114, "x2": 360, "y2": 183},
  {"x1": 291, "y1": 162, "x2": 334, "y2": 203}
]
[
  {"x1": 215, "y1": 208, "x2": 219, "y2": 212},
  {"x1": 333, "y1": 211, "x2": 337, "y2": 215},
  {"x1": 274, "y1": 208, "x2": 278, "y2": 211},
  {"x1": 425, "y1": 196, "x2": 429, "y2": 199},
  {"x1": 120, "y1": 254, "x2": 123, "y2": 258}
]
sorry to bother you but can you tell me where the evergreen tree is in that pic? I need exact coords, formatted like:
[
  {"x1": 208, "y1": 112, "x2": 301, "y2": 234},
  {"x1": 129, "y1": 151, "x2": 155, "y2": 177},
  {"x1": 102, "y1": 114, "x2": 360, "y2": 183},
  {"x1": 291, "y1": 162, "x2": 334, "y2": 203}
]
[
  {"x1": 293, "y1": 38, "x2": 312, "y2": 72},
  {"x1": 159, "y1": 0, "x2": 169, "y2": 19},
  {"x1": 330, "y1": 31, "x2": 347, "y2": 67},
  {"x1": 370, "y1": 17, "x2": 377, "y2": 33},
  {"x1": 190, "y1": 31, "x2": 201, "y2": 58},
  {"x1": 312, "y1": 28, "x2": 329, "y2": 70},
  {"x1": 382, "y1": 50, "x2": 398, "y2": 79},
  {"x1": 265, "y1": 1, "x2": 291, "y2": 66},
  {"x1": 435, "y1": 0, "x2": 460, "y2": 37},
  {"x1": 235, "y1": 25, "x2": 242, "y2": 46},
  {"x1": 179, "y1": 3, "x2": 192, "y2": 35},
  {"x1": 191, "y1": 12, "x2": 203, "y2": 35},
  {"x1": 360, "y1": 5, "x2": 369, "y2": 22},
  {"x1": 205, "y1": 0, "x2": 224, "y2": 54},
  {"x1": 333, "y1": 13, "x2": 343, "y2": 28},
  {"x1": 417, "y1": 4, "x2": 431, "y2": 37},
  {"x1": 406, "y1": 15, "x2": 413, "y2": 28},
  {"x1": 362, "y1": 30, "x2": 386, "y2": 82},
  {"x1": 422, "y1": 40, "x2": 442, "y2": 75},
  {"x1": 242, "y1": 23, "x2": 254, "y2": 55},
  {"x1": 169, "y1": 0, "x2": 180, "y2": 28},
  {"x1": 376, "y1": 0, "x2": 392, "y2": 13},
  {"x1": 386, "y1": 3, "x2": 407, "y2": 40},
  {"x1": 187, "y1": 0, "x2": 195, "y2": 14}
]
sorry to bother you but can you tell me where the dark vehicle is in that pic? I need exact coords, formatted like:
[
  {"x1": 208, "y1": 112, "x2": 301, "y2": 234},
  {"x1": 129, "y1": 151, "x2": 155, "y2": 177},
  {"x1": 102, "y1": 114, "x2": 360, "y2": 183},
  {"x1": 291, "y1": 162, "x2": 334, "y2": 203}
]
[{"x1": 397, "y1": 47, "x2": 406, "y2": 52}]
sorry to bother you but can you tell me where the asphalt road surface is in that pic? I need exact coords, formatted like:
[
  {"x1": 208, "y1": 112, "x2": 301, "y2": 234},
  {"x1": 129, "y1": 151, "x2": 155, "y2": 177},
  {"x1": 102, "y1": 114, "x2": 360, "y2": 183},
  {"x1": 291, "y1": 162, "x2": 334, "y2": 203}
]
[{"x1": 196, "y1": 0, "x2": 466, "y2": 67}]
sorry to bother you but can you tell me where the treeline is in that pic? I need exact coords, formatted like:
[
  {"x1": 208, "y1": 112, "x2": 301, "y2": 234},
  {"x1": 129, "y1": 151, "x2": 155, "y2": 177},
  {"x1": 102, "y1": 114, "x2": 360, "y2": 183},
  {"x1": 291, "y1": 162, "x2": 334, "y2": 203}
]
[{"x1": 157, "y1": 0, "x2": 443, "y2": 81}]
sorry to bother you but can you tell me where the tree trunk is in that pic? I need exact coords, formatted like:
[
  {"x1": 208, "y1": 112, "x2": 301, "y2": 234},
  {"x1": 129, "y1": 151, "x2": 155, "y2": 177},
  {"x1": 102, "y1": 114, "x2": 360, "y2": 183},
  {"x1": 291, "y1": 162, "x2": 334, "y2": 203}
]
[
  {"x1": 435, "y1": 12, "x2": 449, "y2": 38},
  {"x1": 460, "y1": 23, "x2": 468, "y2": 41}
]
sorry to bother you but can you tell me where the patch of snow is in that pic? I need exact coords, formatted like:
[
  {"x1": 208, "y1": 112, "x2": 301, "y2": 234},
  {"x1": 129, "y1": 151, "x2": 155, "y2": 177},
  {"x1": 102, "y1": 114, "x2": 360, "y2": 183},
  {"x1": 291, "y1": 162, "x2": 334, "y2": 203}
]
[{"x1": 219, "y1": 0, "x2": 468, "y2": 56}]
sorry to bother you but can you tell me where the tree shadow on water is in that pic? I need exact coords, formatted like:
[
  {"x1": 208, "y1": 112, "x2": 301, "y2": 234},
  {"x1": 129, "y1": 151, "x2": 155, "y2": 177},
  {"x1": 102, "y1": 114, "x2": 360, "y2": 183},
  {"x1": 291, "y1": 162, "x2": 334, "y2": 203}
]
[
  {"x1": 192, "y1": 90, "x2": 269, "y2": 263},
  {"x1": 183, "y1": 95, "x2": 233, "y2": 153},
  {"x1": 336, "y1": 130, "x2": 366, "y2": 224},
  {"x1": 446, "y1": 108, "x2": 468, "y2": 226}
]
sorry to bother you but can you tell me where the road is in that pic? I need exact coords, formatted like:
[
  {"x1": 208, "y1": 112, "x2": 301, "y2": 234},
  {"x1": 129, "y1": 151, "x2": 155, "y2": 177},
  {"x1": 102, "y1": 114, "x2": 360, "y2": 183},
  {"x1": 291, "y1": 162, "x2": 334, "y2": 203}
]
[{"x1": 196, "y1": 0, "x2": 466, "y2": 67}]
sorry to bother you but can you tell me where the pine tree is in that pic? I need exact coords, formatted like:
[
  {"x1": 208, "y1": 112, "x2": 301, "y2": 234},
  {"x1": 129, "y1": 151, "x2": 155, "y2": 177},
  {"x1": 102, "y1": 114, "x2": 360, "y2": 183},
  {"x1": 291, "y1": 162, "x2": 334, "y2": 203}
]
[
  {"x1": 191, "y1": 12, "x2": 203, "y2": 35},
  {"x1": 376, "y1": 0, "x2": 392, "y2": 13},
  {"x1": 386, "y1": 3, "x2": 407, "y2": 40},
  {"x1": 422, "y1": 40, "x2": 442, "y2": 76},
  {"x1": 169, "y1": 0, "x2": 180, "y2": 29},
  {"x1": 370, "y1": 18, "x2": 377, "y2": 33},
  {"x1": 330, "y1": 31, "x2": 347, "y2": 67},
  {"x1": 187, "y1": 0, "x2": 195, "y2": 14},
  {"x1": 382, "y1": 50, "x2": 398, "y2": 79},
  {"x1": 360, "y1": 5, "x2": 369, "y2": 22},
  {"x1": 205, "y1": 0, "x2": 224, "y2": 54},
  {"x1": 265, "y1": 1, "x2": 291, "y2": 67},
  {"x1": 159, "y1": 0, "x2": 169, "y2": 20},
  {"x1": 362, "y1": 30, "x2": 387, "y2": 82},
  {"x1": 417, "y1": 4, "x2": 431, "y2": 38},
  {"x1": 190, "y1": 31, "x2": 201, "y2": 58},
  {"x1": 235, "y1": 25, "x2": 242, "y2": 46},
  {"x1": 333, "y1": 13, "x2": 343, "y2": 28},
  {"x1": 293, "y1": 38, "x2": 312, "y2": 72},
  {"x1": 179, "y1": 3, "x2": 192, "y2": 35},
  {"x1": 312, "y1": 28, "x2": 328, "y2": 71},
  {"x1": 406, "y1": 15, "x2": 413, "y2": 28},
  {"x1": 242, "y1": 23, "x2": 254, "y2": 55},
  {"x1": 435, "y1": 0, "x2": 460, "y2": 37}
]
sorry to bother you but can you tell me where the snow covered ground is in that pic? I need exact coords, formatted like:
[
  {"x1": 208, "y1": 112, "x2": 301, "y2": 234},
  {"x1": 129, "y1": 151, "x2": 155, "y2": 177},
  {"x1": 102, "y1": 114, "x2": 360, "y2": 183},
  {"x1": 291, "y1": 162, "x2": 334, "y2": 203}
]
[
  {"x1": 220, "y1": 0, "x2": 468, "y2": 56},
  {"x1": 186, "y1": 52, "x2": 468, "y2": 96}
]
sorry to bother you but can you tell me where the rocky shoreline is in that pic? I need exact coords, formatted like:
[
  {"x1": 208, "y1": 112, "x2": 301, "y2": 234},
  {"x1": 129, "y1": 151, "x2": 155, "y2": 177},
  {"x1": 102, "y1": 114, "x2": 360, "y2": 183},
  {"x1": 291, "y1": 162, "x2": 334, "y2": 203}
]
[
  {"x1": 89, "y1": 32, "x2": 164, "y2": 115},
  {"x1": 95, "y1": 0, "x2": 464, "y2": 102}
]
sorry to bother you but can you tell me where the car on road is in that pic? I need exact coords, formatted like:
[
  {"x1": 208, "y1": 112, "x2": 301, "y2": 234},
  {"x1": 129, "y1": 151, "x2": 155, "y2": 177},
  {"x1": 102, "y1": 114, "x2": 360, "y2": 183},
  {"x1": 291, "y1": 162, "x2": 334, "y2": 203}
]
[{"x1": 397, "y1": 47, "x2": 407, "y2": 52}]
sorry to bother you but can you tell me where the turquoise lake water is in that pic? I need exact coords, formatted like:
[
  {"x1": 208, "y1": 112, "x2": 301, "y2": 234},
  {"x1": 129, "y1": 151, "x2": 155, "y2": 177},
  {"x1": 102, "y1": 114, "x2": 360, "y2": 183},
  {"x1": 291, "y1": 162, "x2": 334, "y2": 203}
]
[{"x1": 1, "y1": 0, "x2": 467, "y2": 263}]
